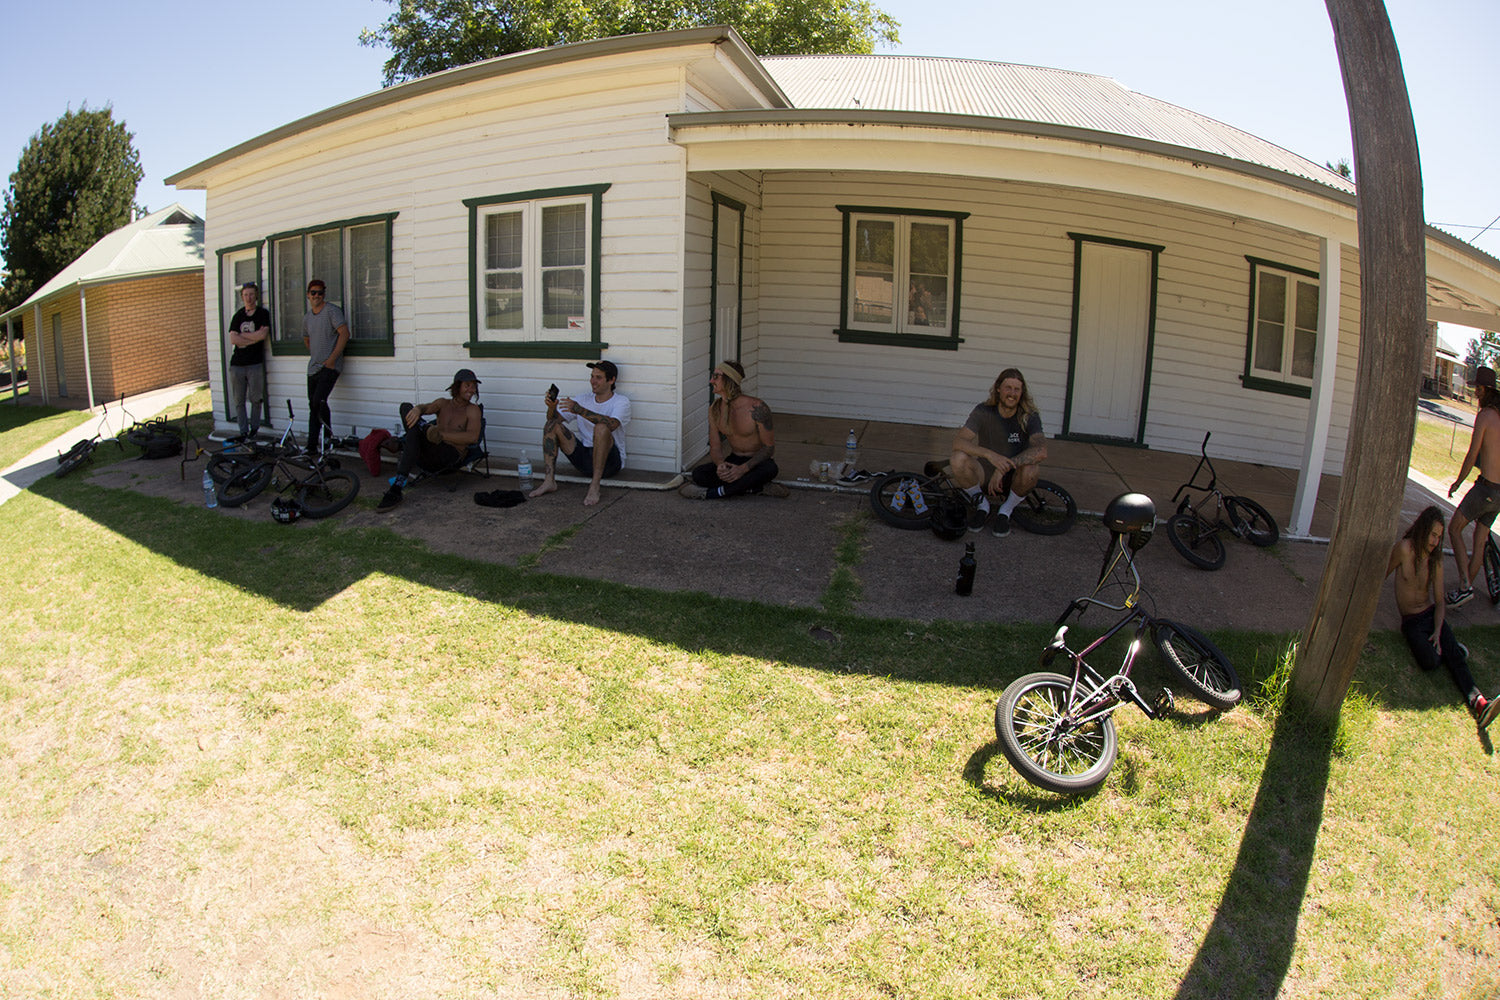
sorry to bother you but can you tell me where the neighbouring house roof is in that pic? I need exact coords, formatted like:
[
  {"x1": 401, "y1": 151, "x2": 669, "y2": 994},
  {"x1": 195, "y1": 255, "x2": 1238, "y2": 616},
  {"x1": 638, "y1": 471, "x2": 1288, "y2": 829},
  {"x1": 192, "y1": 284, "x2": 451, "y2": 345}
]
[
  {"x1": 0, "y1": 204, "x2": 204, "y2": 323},
  {"x1": 761, "y1": 54, "x2": 1355, "y2": 195}
]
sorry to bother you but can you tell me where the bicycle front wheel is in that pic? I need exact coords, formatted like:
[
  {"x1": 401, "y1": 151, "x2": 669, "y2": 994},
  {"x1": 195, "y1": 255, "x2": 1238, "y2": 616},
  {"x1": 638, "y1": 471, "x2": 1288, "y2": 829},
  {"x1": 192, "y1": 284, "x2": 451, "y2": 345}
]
[
  {"x1": 1226, "y1": 496, "x2": 1279, "y2": 547},
  {"x1": 1012, "y1": 479, "x2": 1077, "y2": 535},
  {"x1": 995, "y1": 671, "x2": 1117, "y2": 795},
  {"x1": 296, "y1": 469, "x2": 359, "y2": 518},
  {"x1": 218, "y1": 463, "x2": 271, "y2": 507},
  {"x1": 1166, "y1": 512, "x2": 1226, "y2": 570},
  {"x1": 1485, "y1": 539, "x2": 1500, "y2": 606},
  {"x1": 55, "y1": 444, "x2": 93, "y2": 478},
  {"x1": 868, "y1": 471, "x2": 937, "y2": 530},
  {"x1": 1154, "y1": 621, "x2": 1241, "y2": 709}
]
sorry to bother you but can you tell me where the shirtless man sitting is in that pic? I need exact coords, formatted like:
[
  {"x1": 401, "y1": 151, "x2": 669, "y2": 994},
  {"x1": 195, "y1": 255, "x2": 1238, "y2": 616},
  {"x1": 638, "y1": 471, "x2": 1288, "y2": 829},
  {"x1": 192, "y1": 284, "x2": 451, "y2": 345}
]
[
  {"x1": 679, "y1": 360, "x2": 789, "y2": 499},
  {"x1": 1446, "y1": 365, "x2": 1500, "y2": 608},
  {"x1": 950, "y1": 367, "x2": 1048, "y2": 537},
  {"x1": 1387, "y1": 505, "x2": 1499, "y2": 729},
  {"x1": 376, "y1": 368, "x2": 484, "y2": 512}
]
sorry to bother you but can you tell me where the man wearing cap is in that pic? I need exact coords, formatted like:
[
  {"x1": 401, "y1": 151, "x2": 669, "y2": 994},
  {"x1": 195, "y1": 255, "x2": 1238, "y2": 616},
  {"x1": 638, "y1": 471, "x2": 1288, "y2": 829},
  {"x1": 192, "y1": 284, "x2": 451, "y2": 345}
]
[
  {"x1": 226, "y1": 282, "x2": 271, "y2": 440},
  {"x1": 1446, "y1": 364, "x2": 1500, "y2": 607},
  {"x1": 376, "y1": 369, "x2": 484, "y2": 512},
  {"x1": 529, "y1": 360, "x2": 630, "y2": 507},
  {"x1": 302, "y1": 278, "x2": 351, "y2": 455},
  {"x1": 679, "y1": 360, "x2": 788, "y2": 500}
]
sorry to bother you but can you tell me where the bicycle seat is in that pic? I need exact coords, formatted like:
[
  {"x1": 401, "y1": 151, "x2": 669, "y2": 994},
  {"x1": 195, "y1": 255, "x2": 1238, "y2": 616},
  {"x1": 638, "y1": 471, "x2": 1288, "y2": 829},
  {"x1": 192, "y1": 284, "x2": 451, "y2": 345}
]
[{"x1": 1103, "y1": 492, "x2": 1156, "y2": 533}]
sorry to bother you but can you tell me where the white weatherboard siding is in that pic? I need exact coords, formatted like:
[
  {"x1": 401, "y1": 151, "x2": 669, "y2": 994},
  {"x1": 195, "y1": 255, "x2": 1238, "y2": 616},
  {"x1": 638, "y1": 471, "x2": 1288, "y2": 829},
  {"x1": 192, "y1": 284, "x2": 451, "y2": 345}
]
[
  {"x1": 198, "y1": 64, "x2": 694, "y2": 472},
  {"x1": 755, "y1": 170, "x2": 1361, "y2": 476}
]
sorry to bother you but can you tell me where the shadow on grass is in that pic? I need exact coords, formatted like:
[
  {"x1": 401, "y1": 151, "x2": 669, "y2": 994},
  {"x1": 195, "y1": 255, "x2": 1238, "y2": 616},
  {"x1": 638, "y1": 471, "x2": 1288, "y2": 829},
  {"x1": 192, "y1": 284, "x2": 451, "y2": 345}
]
[
  {"x1": 1173, "y1": 709, "x2": 1335, "y2": 1000},
  {"x1": 959, "y1": 741, "x2": 1099, "y2": 812}
]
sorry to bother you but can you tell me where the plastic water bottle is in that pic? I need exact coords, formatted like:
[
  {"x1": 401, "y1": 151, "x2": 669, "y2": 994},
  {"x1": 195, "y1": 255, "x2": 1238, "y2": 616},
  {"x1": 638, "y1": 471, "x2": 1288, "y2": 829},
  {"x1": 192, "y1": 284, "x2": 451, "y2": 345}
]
[
  {"x1": 844, "y1": 428, "x2": 858, "y2": 473},
  {"x1": 955, "y1": 542, "x2": 976, "y2": 596},
  {"x1": 518, "y1": 451, "x2": 533, "y2": 493},
  {"x1": 202, "y1": 469, "x2": 218, "y2": 509}
]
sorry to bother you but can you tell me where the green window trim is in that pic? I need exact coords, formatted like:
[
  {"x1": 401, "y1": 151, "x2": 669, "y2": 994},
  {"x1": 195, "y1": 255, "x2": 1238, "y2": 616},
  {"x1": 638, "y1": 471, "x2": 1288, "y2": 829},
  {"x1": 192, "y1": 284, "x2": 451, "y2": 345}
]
[
  {"x1": 465, "y1": 183, "x2": 610, "y2": 359},
  {"x1": 835, "y1": 204, "x2": 968, "y2": 349},
  {"x1": 1241, "y1": 255, "x2": 1320, "y2": 397},
  {"x1": 266, "y1": 212, "x2": 398, "y2": 358}
]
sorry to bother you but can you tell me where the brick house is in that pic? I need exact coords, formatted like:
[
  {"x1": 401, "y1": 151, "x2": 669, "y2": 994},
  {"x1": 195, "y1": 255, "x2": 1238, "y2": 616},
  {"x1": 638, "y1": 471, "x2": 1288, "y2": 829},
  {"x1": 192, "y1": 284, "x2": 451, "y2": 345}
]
[{"x1": 0, "y1": 204, "x2": 207, "y2": 409}]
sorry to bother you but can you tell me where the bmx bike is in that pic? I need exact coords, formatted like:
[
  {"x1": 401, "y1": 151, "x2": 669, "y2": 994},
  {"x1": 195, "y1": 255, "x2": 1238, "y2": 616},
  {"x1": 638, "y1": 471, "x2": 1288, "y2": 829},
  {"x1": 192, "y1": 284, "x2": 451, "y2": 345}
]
[
  {"x1": 206, "y1": 401, "x2": 359, "y2": 519},
  {"x1": 1164, "y1": 431, "x2": 1279, "y2": 570},
  {"x1": 994, "y1": 492, "x2": 1242, "y2": 795},
  {"x1": 868, "y1": 461, "x2": 1077, "y2": 536}
]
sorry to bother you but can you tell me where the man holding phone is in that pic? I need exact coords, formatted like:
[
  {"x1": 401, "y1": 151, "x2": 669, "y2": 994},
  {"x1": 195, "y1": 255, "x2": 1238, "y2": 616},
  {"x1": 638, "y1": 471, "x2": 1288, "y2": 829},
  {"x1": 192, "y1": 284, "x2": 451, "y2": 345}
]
[{"x1": 528, "y1": 361, "x2": 631, "y2": 506}]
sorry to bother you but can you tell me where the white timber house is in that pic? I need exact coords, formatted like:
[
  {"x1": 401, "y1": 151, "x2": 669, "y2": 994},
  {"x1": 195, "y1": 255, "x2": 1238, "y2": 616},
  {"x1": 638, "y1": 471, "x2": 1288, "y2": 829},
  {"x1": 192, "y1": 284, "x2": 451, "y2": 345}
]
[{"x1": 167, "y1": 27, "x2": 1500, "y2": 536}]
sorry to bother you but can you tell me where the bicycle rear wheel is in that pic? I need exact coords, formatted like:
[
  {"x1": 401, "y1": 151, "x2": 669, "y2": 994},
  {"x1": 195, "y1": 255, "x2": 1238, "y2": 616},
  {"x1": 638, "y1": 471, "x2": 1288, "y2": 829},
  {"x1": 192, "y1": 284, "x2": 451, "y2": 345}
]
[
  {"x1": 1226, "y1": 496, "x2": 1279, "y2": 547},
  {"x1": 995, "y1": 671, "x2": 1117, "y2": 795},
  {"x1": 296, "y1": 469, "x2": 359, "y2": 518},
  {"x1": 1153, "y1": 621, "x2": 1241, "y2": 709},
  {"x1": 1166, "y1": 512, "x2": 1226, "y2": 570},
  {"x1": 868, "y1": 471, "x2": 939, "y2": 530},
  {"x1": 218, "y1": 463, "x2": 271, "y2": 507},
  {"x1": 1485, "y1": 539, "x2": 1500, "y2": 606},
  {"x1": 55, "y1": 443, "x2": 94, "y2": 478},
  {"x1": 1011, "y1": 479, "x2": 1077, "y2": 535}
]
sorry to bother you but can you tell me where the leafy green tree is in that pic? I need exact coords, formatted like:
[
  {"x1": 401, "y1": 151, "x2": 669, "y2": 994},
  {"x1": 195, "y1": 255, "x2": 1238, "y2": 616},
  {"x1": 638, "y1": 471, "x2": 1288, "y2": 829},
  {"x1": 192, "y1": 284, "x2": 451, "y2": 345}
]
[
  {"x1": 1464, "y1": 330, "x2": 1500, "y2": 370},
  {"x1": 360, "y1": 0, "x2": 900, "y2": 86},
  {"x1": 0, "y1": 105, "x2": 143, "y2": 314}
]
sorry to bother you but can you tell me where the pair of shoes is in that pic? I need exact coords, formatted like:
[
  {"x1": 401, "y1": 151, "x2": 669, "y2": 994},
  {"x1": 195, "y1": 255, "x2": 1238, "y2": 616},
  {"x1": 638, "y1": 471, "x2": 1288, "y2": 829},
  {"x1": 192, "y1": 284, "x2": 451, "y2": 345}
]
[
  {"x1": 760, "y1": 480, "x2": 791, "y2": 498},
  {"x1": 1446, "y1": 587, "x2": 1474, "y2": 609},
  {"x1": 376, "y1": 484, "x2": 404, "y2": 511},
  {"x1": 678, "y1": 482, "x2": 708, "y2": 499},
  {"x1": 1478, "y1": 694, "x2": 1500, "y2": 730},
  {"x1": 992, "y1": 511, "x2": 1011, "y2": 537}
]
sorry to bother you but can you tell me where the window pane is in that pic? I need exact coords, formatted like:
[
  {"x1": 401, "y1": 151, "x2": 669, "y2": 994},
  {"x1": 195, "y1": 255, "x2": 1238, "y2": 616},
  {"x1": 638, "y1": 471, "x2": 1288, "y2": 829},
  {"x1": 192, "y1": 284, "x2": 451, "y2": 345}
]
[
  {"x1": 907, "y1": 223, "x2": 950, "y2": 329},
  {"x1": 1292, "y1": 328, "x2": 1317, "y2": 379},
  {"x1": 274, "y1": 236, "x2": 304, "y2": 341},
  {"x1": 233, "y1": 257, "x2": 258, "y2": 287},
  {"x1": 908, "y1": 223, "x2": 949, "y2": 278},
  {"x1": 1258, "y1": 272, "x2": 1286, "y2": 324},
  {"x1": 308, "y1": 230, "x2": 343, "y2": 306},
  {"x1": 1255, "y1": 320, "x2": 1284, "y2": 372},
  {"x1": 908, "y1": 274, "x2": 947, "y2": 328},
  {"x1": 485, "y1": 273, "x2": 524, "y2": 330},
  {"x1": 485, "y1": 212, "x2": 522, "y2": 270},
  {"x1": 541, "y1": 203, "x2": 585, "y2": 268},
  {"x1": 542, "y1": 269, "x2": 584, "y2": 330},
  {"x1": 853, "y1": 219, "x2": 895, "y2": 326},
  {"x1": 1295, "y1": 280, "x2": 1320, "y2": 331},
  {"x1": 346, "y1": 222, "x2": 389, "y2": 341}
]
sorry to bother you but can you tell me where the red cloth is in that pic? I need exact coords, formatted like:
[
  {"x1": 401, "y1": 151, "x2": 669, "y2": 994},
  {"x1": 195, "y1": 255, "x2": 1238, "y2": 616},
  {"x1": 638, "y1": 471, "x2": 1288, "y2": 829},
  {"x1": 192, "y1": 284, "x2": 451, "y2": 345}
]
[{"x1": 358, "y1": 428, "x2": 392, "y2": 476}]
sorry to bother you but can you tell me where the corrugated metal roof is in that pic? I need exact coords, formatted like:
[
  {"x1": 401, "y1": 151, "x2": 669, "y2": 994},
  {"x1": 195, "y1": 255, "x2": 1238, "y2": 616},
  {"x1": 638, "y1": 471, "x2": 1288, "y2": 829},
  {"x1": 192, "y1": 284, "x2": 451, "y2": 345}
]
[
  {"x1": 2, "y1": 204, "x2": 204, "y2": 321},
  {"x1": 761, "y1": 54, "x2": 1353, "y2": 193}
]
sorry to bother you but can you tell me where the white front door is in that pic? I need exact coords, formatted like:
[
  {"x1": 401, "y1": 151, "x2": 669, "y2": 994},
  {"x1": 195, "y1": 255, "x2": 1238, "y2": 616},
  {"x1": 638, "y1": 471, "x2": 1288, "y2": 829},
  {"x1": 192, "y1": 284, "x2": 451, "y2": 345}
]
[
  {"x1": 221, "y1": 248, "x2": 262, "y2": 423},
  {"x1": 712, "y1": 199, "x2": 743, "y2": 370},
  {"x1": 1068, "y1": 241, "x2": 1154, "y2": 440}
]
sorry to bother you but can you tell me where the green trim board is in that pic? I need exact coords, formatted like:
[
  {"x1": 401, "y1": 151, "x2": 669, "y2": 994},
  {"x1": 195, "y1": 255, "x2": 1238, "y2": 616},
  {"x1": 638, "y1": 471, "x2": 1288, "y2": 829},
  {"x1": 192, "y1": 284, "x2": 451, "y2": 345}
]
[
  {"x1": 1241, "y1": 255, "x2": 1320, "y2": 396},
  {"x1": 215, "y1": 241, "x2": 264, "y2": 422},
  {"x1": 834, "y1": 204, "x2": 968, "y2": 350},
  {"x1": 465, "y1": 183, "x2": 610, "y2": 359},
  {"x1": 1061, "y1": 232, "x2": 1162, "y2": 444}
]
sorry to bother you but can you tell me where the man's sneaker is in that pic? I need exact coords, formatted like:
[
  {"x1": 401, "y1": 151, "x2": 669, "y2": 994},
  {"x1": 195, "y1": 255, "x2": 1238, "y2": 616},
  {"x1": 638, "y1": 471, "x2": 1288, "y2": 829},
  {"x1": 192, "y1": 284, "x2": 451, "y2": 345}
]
[
  {"x1": 967, "y1": 504, "x2": 989, "y2": 533},
  {"x1": 1447, "y1": 587, "x2": 1474, "y2": 609},
  {"x1": 1478, "y1": 694, "x2": 1500, "y2": 731},
  {"x1": 992, "y1": 511, "x2": 1011, "y2": 537},
  {"x1": 678, "y1": 482, "x2": 708, "y2": 500},
  {"x1": 376, "y1": 484, "x2": 404, "y2": 512},
  {"x1": 760, "y1": 481, "x2": 791, "y2": 498}
]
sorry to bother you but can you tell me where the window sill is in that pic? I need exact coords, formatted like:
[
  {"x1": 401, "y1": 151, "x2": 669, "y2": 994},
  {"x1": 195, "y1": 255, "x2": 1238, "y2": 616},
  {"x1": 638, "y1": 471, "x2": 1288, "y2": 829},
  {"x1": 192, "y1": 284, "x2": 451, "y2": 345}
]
[
  {"x1": 467, "y1": 340, "x2": 606, "y2": 360},
  {"x1": 268, "y1": 341, "x2": 394, "y2": 358},
  {"x1": 1240, "y1": 373, "x2": 1312, "y2": 398},
  {"x1": 834, "y1": 328, "x2": 963, "y2": 351}
]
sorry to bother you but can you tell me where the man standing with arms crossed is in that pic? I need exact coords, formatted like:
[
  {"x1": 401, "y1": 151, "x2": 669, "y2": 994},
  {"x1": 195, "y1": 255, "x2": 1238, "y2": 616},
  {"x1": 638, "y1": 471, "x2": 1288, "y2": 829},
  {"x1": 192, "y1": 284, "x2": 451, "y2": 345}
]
[
  {"x1": 302, "y1": 279, "x2": 350, "y2": 457},
  {"x1": 226, "y1": 281, "x2": 270, "y2": 440},
  {"x1": 1446, "y1": 365, "x2": 1500, "y2": 608}
]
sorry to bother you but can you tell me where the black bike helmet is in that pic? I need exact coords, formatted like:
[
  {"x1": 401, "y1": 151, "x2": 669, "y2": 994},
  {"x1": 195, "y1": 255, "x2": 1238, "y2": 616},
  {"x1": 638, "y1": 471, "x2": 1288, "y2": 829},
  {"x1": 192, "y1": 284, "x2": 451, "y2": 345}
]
[
  {"x1": 270, "y1": 496, "x2": 302, "y2": 525},
  {"x1": 1103, "y1": 492, "x2": 1156, "y2": 550},
  {"x1": 929, "y1": 495, "x2": 969, "y2": 541}
]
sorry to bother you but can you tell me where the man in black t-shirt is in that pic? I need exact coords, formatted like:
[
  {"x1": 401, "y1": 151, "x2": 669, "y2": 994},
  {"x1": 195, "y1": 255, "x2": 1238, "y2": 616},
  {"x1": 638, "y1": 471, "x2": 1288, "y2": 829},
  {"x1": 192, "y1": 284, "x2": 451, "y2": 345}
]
[
  {"x1": 949, "y1": 367, "x2": 1048, "y2": 537},
  {"x1": 226, "y1": 282, "x2": 271, "y2": 439}
]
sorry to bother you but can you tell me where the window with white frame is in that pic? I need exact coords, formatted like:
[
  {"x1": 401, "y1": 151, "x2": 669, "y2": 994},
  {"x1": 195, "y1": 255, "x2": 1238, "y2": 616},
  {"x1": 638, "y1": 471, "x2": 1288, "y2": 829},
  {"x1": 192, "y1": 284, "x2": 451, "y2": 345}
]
[
  {"x1": 465, "y1": 184, "x2": 609, "y2": 358},
  {"x1": 269, "y1": 214, "x2": 395, "y2": 355},
  {"x1": 1244, "y1": 257, "x2": 1319, "y2": 395},
  {"x1": 836, "y1": 205, "x2": 966, "y2": 350}
]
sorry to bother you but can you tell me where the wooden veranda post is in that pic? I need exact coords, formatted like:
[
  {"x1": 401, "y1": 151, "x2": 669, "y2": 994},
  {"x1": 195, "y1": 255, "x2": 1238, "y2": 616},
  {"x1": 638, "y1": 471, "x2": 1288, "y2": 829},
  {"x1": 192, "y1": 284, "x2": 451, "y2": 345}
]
[{"x1": 1292, "y1": 0, "x2": 1427, "y2": 719}]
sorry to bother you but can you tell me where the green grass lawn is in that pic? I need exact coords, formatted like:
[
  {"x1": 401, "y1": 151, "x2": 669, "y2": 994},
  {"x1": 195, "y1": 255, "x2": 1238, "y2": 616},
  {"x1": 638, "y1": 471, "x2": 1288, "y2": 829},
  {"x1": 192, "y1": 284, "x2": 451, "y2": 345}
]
[
  {"x1": 0, "y1": 394, "x2": 89, "y2": 469},
  {"x1": 1411, "y1": 407, "x2": 1472, "y2": 483},
  {"x1": 1, "y1": 404, "x2": 1497, "y2": 999}
]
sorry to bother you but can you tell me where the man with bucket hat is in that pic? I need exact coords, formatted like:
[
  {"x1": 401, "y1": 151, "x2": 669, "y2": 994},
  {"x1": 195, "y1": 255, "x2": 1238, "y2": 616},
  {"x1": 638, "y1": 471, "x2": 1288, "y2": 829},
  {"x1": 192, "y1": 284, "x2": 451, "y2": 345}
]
[
  {"x1": 1446, "y1": 364, "x2": 1500, "y2": 607},
  {"x1": 376, "y1": 369, "x2": 484, "y2": 512}
]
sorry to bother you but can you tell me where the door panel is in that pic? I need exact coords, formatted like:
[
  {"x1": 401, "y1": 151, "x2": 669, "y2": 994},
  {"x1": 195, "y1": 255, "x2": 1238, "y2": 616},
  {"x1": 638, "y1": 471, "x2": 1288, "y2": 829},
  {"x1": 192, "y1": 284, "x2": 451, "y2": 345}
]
[{"x1": 1068, "y1": 243, "x2": 1152, "y2": 440}]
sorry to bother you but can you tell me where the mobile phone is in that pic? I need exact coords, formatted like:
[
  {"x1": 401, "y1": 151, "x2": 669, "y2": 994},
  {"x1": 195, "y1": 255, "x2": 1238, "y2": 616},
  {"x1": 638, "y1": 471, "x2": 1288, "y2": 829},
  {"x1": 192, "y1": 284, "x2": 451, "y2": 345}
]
[{"x1": 547, "y1": 384, "x2": 559, "y2": 401}]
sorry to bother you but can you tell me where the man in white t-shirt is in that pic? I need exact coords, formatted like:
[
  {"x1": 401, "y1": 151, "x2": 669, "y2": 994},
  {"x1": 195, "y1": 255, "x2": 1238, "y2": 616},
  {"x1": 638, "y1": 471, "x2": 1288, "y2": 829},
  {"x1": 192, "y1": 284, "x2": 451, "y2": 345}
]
[{"x1": 529, "y1": 360, "x2": 631, "y2": 507}]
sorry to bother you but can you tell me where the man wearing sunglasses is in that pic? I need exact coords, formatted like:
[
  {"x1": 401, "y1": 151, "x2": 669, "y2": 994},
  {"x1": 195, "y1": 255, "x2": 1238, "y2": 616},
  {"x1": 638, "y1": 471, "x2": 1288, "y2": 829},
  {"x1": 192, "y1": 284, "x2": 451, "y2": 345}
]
[{"x1": 301, "y1": 279, "x2": 350, "y2": 455}]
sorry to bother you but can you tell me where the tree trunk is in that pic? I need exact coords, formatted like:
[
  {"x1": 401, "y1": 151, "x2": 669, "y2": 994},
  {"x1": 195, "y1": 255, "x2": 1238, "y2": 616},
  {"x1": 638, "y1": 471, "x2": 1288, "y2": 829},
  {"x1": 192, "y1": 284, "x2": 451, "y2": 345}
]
[{"x1": 1292, "y1": 0, "x2": 1427, "y2": 720}]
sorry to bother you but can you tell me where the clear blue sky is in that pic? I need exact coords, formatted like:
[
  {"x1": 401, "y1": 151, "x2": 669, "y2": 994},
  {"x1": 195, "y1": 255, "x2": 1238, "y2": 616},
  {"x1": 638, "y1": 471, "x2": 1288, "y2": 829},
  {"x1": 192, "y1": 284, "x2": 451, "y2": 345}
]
[{"x1": 2, "y1": 0, "x2": 1495, "y2": 326}]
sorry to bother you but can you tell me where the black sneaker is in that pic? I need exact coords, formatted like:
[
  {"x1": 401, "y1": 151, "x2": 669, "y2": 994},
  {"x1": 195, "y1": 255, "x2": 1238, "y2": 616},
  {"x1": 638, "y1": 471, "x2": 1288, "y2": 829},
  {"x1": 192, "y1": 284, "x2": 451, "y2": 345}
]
[
  {"x1": 992, "y1": 511, "x2": 1011, "y2": 537},
  {"x1": 1479, "y1": 694, "x2": 1500, "y2": 731},
  {"x1": 1447, "y1": 587, "x2": 1474, "y2": 609},
  {"x1": 376, "y1": 484, "x2": 404, "y2": 512}
]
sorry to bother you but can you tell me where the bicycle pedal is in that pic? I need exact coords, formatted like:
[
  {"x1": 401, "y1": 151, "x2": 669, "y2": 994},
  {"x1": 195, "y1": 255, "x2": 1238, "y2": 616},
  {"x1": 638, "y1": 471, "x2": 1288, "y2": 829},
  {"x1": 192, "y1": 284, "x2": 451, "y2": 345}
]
[{"x1": 1154, "y1": 688, "x2": 1175, "y2": 716}]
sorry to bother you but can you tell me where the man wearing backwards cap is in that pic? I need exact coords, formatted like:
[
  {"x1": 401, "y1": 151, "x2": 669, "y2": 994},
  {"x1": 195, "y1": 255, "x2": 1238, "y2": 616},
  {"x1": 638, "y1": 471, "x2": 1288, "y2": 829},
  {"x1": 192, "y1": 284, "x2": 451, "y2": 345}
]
[
  {"x1": 529, "y1": 360, "x2": 631, "y2": 507},
  {"x1": 1446, "y1": 364, "x2": 1500, "y2": 607},
  {"x1": 679, "y1": 360, "x2": 788, "y2": 500},
  {"x1": 376, "y1": 369, "x2": 484, "y2": 512}
]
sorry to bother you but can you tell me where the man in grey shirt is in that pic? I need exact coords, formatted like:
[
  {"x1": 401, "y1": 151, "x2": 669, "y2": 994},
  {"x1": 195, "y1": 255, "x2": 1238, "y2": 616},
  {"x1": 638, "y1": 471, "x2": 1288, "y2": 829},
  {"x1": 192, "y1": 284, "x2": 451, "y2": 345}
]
[{"x1": 301, "y1": 278, "x2": 350, "y2": 456}]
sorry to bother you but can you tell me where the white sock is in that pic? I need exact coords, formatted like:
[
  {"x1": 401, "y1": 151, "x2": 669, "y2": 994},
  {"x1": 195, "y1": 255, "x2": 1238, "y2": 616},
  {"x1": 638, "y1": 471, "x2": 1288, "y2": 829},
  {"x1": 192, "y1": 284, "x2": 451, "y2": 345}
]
[
  {"x1": 966, "y1": 486, "x2": 989, "y2": 512},
  {"x1": 998, "y1": 492, "x2": 1022, "y2": 516}
]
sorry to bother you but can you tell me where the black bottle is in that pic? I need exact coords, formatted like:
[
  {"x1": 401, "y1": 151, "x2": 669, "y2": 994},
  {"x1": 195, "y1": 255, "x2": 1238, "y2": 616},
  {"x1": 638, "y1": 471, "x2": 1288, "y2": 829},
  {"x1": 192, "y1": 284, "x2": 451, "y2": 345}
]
[{"x1": 955, "y1": 542, "x2": 976, "y2": 596}]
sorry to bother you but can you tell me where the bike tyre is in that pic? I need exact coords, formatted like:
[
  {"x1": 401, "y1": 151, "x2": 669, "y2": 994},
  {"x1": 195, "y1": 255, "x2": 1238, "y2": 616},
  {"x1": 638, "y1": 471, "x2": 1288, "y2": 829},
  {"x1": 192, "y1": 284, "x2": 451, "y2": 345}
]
[
  {"x1": 868, "y1": 471, "x2": 937, "y2": 530},
  {"x1": 1226, "y1": 496, "x2": 1279, "y2": 547},
  {"x1": 1165, "y1": 512, "x2": 1226, "y2": 570},
  {"x1": 55, "y1": 446, "x2": 93, "y2": 478},
  {"x1": 206, "y1": 451, "x2": 261, "y2": 486},
  {"x1": 1011, "y1": 479, "x2": 1077, "y2": 535},
  {"x1": 218, "y1": 463, "x2": 271, "y2": 507},
  {"x1": 1153, "y1": 620, "x2": 1241, "y2": 710},
  {"x1": 995, "y1": 671, "x2": 1117, "y2": 795},
  {"x1": 1486, "y1": 539, "x2": 1500, "y2": 606},
  {"x1": 295, "y1": 469, "x2": 359, "y2": 519}
]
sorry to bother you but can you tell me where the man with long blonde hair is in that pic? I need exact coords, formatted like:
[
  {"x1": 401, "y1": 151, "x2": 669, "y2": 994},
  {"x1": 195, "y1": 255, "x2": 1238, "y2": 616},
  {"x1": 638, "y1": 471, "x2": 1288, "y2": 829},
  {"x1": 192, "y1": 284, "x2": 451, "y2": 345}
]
[
  {"x1": 949, "y1": 367, "x2": 1048, "y2": 536},
  {"x1": 679, "y1": 360, "x2": 787, "y2": 500}
]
